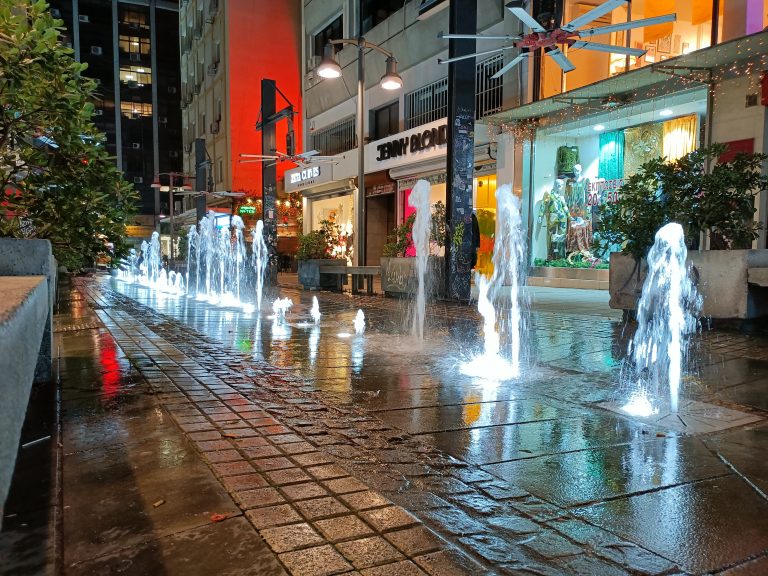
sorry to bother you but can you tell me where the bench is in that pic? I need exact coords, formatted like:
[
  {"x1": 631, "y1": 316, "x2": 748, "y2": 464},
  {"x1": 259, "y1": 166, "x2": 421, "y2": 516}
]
[{"x1": 321, "y1": 265, "x2": 380, "y2": 295}]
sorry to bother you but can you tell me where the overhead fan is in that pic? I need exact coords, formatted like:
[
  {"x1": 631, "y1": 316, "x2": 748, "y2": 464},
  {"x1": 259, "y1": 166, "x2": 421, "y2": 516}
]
[
  {"x1": 438, "y1": 0, "x2": 676, "y2": 77},
  {"x1": 238, "y1": 149, "x2": 337, "y2": 168}
]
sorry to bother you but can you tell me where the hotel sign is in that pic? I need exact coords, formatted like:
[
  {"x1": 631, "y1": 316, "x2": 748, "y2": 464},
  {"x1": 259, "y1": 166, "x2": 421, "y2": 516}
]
[{"x1": 285, "y1": 164, "x2": 332, "y2": 192}]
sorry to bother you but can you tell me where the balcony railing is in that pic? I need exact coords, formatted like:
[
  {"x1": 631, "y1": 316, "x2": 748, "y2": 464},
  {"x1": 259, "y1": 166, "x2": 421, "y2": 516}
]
[{"x1": 310, "y1": 115, "x2": 356, "y2": 156}]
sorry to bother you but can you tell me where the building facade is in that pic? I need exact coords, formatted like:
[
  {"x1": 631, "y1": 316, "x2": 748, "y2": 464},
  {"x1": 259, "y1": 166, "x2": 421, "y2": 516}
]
[
  {"x1": 300, "y1": 0, "x2": 768, "y2": 279},
  {"x1": 49, "y1": 0, "x2": 183, "y2": 233},
  {"x1": 179, "y1": 0, "x2": 302, "y2": 228}
]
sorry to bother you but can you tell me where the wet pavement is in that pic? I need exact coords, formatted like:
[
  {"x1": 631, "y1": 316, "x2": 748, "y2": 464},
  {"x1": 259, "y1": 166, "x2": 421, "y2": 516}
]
[{"x1": 3, "y1": 273, "x2": 768, "y2": 575}]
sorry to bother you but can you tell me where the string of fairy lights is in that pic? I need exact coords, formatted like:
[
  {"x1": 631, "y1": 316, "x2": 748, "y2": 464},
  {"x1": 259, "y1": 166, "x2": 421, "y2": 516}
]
[{"x1": 484, "y1": 33, "x2": 768, "y2": 143}]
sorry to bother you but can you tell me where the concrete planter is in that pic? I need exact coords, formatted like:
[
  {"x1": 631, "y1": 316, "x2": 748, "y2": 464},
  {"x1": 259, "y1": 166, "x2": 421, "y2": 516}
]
[
  {"x1": 609, "y1": 250, "x2": 768, "y2": 319},
  {"x1": 297, "y1": 259, "x2": 346, "y2": 290},
  {"x1": 380, "y1": 256, "x2": 445, "y2": 298}
]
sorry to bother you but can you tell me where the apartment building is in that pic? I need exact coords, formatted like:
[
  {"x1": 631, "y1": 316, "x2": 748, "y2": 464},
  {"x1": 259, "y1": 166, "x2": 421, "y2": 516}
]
[{"x1": 50, "y1": 0, "x2": 183, "y2": 233}]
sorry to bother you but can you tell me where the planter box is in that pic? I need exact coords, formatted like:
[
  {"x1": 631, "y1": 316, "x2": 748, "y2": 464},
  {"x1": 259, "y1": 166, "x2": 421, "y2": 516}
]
[
  {"x1": 297, "y1": 259, "x2": 346, "y2": 291},
  {"x1": 380, "y1": 256, "x2": 445, "y2": 298},
  {"x1": 609, "y1": 250, "x2": 768, "y2": 319}
]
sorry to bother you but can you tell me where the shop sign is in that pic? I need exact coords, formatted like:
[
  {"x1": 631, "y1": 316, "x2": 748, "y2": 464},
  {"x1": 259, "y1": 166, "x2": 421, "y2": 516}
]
[
  {"x1": 366, "y1": 182, "x2": 396, "y2": 197},
  {"x1": 126, "y1": 225, "x2": 155, "y2": 237},
  {"x1": 238, "y1": 205, "x2": 257, "y2": 215},
  {"x1": 285, "y1": 164, "x2": 332, "y2": 192},
  {"x1": 587, "y1": 178, "x2": 624, "y2": 206},
  {"x1": 375, "y1": 124, "x2": 448, "y2": 162}
]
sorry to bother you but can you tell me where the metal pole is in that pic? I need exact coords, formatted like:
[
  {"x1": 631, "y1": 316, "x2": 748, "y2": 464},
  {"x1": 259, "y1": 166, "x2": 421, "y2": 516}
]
[
  {"x1": 356, "y1": 39, "x2": 366, "y2": 266},
  {"x1": 169, "y1": 184, "x2": 175, "y2": 261}
]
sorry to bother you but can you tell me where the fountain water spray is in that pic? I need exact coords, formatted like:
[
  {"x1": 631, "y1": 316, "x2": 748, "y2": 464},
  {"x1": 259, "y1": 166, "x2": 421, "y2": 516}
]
[
  {"x1": 461, "y1": 185, "x2": 527, "y2": 380},
  {"x1": 252, "y1": 220, "x2": 268, "y2": 311},
  {"x1": 622, "y1": 223, "x2": 701, "y2": 414},
  {"x1": 354, "y1": 310, "x2": 365, "y2": 335},
  {"x1": 272, "y1": 297, "x2": 293, "y2": 321},
  {"x1": 408, "y1": 180, "x2": 431, "y2": 340},
  {"x1": 310, "y1": 296, "x2": 321, "y2": 324}
]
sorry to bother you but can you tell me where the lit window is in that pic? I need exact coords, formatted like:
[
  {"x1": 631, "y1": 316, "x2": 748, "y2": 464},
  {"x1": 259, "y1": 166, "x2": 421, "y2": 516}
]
[
  {"x1": 120, "y1": 66, "x2": 152, "y2": 86},
  {"x1": 119, "y1": 35, "x2": 150, "y2": 56},
  {"x1": 120, "y1": 102, "x2": 153, "y2": 118}
]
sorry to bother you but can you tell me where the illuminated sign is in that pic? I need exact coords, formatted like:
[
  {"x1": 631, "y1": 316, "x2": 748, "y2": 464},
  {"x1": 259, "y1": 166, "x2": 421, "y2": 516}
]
[
  {"x1": 375, "y1": 124, "x2": 448, "y2": 162},
  {"x1": 289, "y1": 165, "x2": 320, "y2": 184},
  {"x1": 239, "y1": 205, "x2": 257, "y2": 215}
]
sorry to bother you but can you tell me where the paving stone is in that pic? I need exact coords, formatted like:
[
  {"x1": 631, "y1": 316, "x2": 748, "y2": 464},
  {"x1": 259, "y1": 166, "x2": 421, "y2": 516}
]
[
  {"x1": 278, "y1": 544, "x2": 353, "y2": 576},
  {"x1": 314, "y1": 515, "x2": 375, "y2": 542},
  {"x1": 279, "y1": 441, "x2": 316, "y2": 455},
  {"x1": 413, "y1": 550, "x2": 487, "y2": 576},
  {"x1": 420, "y1": 508, "x2": 487, "y2": 537},
  {"x1": 476, "y1": 481, "x2": 530, "y2": 501},
  {"x1": 307, "y1": 464, "x2": 350, "y2": 480},
  {"x1": 252, "y1": 456, "x2": 295, "y2": 471},
  {"x1": 488, "y1": 516, "x2": 542, "y2": 535},
  {"x1": 324, "y1": 477, "x2": 370, "y2": 495},
  {"x1": 194, "y1": 439, "x2": 233, "y2": 452},
  {"x1": 448, "y1": 493, "x2": 505, "y2": 515},
  {"x1": 204, "y1": 449, "x2": 243, "y2": 463},
  {"x1": 295, "y1": 497, "x2": 349, "y2": 520},
  {"x1": 337, "y1": 536, "x2": 405, "y2": 569},
  {"x1": 281, "y1": 482, "x2": 329, "y2": 501},
  {"x1": 235, "y1": 487, "x2": 285, "y2": 509},
  {"x1": 292, "y1": 452, "x2": 336, "y2": 467},
  {"x1": 260, "y1": 522, "x2": 325, "y2": 553},
  {"x1": 522, "y1": 530, "x2": 584, "y2": 558},
  {"x1": 222, "y1": 472, "x2": 269, "y2": 492},
  {"x1": 556, "y1": 555, "x2": 632, "y2": 576},
  {"x1": 361, "y1": 506, "x2": 419, "y2": 533},
  {"x1": 340, "y1": 491, "x2": 391, "y2": 511},
  {"x1": 385, "y1": 526, "x2": 444, "y2": 557},
  {"x1": 221, "y1": 427, "x2": 260, "y2": 438},
  {"x1": 212, "y1": 460, "x2": 256, "y2": 477},
  {"x1": 244, "y1": 445, "x2": 283, "y2": 459},
  {"x1": 360, "y1": 560, "x2": 428, "y2": 576},
  {"x1": 266, "y1": 467, "x2": 313, "y2": 486},
  {"x1": 245, "y1": 504, "x2": 303, "y2": 529}
]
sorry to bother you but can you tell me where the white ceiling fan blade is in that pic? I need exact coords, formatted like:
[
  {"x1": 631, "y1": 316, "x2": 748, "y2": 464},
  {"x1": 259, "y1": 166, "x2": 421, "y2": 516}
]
[
  {"x1": 547, "y1": 47, "x2": 576, "y2": 73},
  {"x1": 505, "y1": 2, "x2": 546, "y2": 33},
  {"x1": 238, "y1": 159, "x2": 269, "y2": 164},
  {"x1": 439, "y1": 46, "x2": 509, "y2": 65},
  {"x1": 490, "y1": 52, "x2": 531, "y2": 80},
  {"x1": 570, "y1": 40, "x2": 646, "y2": 57},
  {"x1": 440, "y1": 32, "x2": 522, "y2": 41},
  {"x1": 298, "y1": 150, "x2": 320, "y2": 158},
  {"x1": 562, "y1": 0, "x2": 626, "y2": 32},
  {"x1": 239, "y1": 153, "x2": 278, "y2": 159},
  {"x1": 578, "y1": 14, "x2": 677, "y2": 38}
]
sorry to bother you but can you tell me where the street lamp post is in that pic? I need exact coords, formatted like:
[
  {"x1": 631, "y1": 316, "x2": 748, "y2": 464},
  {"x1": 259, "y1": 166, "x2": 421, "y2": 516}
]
[{"x1": 317, "y1": 39, "x2": 402, "y2": 265}]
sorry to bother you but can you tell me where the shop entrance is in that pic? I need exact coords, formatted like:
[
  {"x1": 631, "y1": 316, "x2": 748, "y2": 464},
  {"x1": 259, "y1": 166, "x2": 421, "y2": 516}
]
[{"x1": 366, "y1": 193, "x2": 396, "y2": 265}]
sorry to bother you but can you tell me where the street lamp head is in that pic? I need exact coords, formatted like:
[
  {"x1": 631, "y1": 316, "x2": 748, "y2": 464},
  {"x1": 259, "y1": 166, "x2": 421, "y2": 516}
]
[
  {"x1": 380, "y1": 56, "x2": 403, "y2": 90},
  {"x1": 317, "y1": 44, "x2": 342, "y2": 79}
]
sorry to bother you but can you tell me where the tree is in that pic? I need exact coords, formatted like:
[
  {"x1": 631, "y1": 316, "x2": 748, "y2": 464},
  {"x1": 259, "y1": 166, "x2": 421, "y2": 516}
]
[{"x1": 0, "y1": 1, "x2": 137, "y2": 270}]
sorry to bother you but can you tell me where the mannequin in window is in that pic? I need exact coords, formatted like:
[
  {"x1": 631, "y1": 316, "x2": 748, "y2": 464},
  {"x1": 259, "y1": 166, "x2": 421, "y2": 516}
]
[
  {"x1": 537, "y1": 179, "x2": 569, "y2": 259},
  {"x1": 566, "y1": 163, "x2": 589, "y2": 218}
]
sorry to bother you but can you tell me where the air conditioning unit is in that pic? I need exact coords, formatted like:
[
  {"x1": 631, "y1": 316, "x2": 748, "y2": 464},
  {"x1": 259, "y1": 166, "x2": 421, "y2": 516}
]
[
  {"x1": 210, "y1": 120, "x2": 220, "y2": 134},
  {"x1": 79, "y1": 14, "x2": 89, "y2": 23},
  {"x1": 94, "y1": 109, "x2": 103, "y2": 116},
  {"x1": 90, "y1": 46, "x2": 103, "y2": 56},
  {"x1": 51, "y1": 8, "x2": 61, "y2": 18},
  {"x1": 184, "y1": 143, "x2": 193, "y2": 153},
  {"x1": 130, "y1": 52, "x2": 141, "y2": 62},
  {"x1": 132, "y1": 142, "x2": 141, "y2": 150},
  {"x1": 207, "y1": 63, "x2": 218, "y2": 76},
  {"x1": 169, "y1": 150, "x2": 180, "y2": 158},
  {"x1": 133, "y1": 176, "x2": 143, "y2": 184}
]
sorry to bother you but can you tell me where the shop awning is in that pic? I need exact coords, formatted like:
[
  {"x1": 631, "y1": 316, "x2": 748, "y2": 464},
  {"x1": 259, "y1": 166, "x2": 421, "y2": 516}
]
[{"x1": 483, "y1": 30, "x2": 768, "y2": 124}]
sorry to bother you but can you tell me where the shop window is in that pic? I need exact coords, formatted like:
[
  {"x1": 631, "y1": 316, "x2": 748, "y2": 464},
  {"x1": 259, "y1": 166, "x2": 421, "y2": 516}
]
[
  {"x1": 361, "y1": 0, "x2": 403, "y2": 33},
  {"x1": 119, "y1": 35, "x2": 150, "y2": 56},
  {"x1": 120, "y1": 65, "x2": 152, "y2": 86},
  {"x1": 120, "y1": 101, "x2": 153, "y2": 118},
  {"x1": 312, "y1": 14, "x2": 343, "y2": 60},
  {"x1": 371, "y1": 101, "x2": 399, "y2": 140},
  {"x1": 539, "y1": 0, "x2": 715, "y2": 99}
]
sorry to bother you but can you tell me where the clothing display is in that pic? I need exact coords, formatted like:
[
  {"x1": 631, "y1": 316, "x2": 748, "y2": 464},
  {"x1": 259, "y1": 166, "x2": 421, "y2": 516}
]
[
  {"x1": 598, "y1": 130, "x2": 625, "y2": 181},
  {"x1": 556, "y1": 145, "x2": 580, "y2": 177},
  {"x1": 623, "y1": 123, "x2": 663, "y2": 177},
  {"x1": 538, "y1": 186, "x2": 569, "y2": 260}
]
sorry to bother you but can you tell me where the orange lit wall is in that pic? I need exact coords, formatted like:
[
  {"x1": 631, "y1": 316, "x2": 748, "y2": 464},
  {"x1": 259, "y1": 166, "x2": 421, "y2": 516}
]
[{"x1": 228, "y1": 0, "x2": 302, "y2": 197}]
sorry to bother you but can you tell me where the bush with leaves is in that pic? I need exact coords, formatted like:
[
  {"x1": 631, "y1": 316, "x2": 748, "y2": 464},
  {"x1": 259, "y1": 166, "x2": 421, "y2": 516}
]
[
  {"x1": 596, "y1": 144, "x2": 766, "y2": 260},
  {"x1": 382, "y1": 201, "x2": 449, "y2": 257},
  {"x1": 0, "y1": 1, "x2": 137, "y2": 271},
  {"x1": 296, "y1": 219, "x2": 349, "y2": 260}
]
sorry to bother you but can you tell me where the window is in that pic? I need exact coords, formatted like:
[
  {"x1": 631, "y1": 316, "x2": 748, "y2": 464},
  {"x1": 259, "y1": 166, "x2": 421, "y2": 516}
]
[
  {"x1": 405, "y1": 78, "x2": 447, "y2": 129},
  {"x1": 313, "y1": 14, "x2": 343, "y2": 59},
  {"x1": 371, "y1": 101, "x2": 399, "y2": 140},
  {"x1": 119, "y1": 35, "x2": 150, "y2": 56},
  {"x1": 120, "y1": 65, "x2": 152, "y2": 86},
  {"x1": 120, "y1": 101, "x2": 152, "y2": 118},
  {"x1": 361, "y1": 0, "x2": 403, "y2": 33},
  {"x1": 121, "y1": 10, "x2": 148, "y2": 30},
  {"x1": 217, "y1": 159, "x2": 223, "y2": 183},
  {"x1": 310, "y1": 116, "x2": 356, "y2": 156}
]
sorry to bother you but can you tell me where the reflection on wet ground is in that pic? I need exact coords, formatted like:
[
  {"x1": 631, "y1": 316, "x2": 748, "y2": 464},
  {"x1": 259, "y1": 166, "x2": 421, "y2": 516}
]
[{"x1": 98, "y1": 276, "x2": 768, "y2": 574}]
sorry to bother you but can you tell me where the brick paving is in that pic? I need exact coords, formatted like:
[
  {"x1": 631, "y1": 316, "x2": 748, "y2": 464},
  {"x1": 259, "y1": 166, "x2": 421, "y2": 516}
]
[{"x1": 61, "y1": 276, "x2": 729, "y2": 575}]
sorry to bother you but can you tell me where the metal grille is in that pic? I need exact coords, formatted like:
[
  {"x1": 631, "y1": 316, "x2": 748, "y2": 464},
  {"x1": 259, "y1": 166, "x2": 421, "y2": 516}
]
[
  {"x1": 475, "y1": 53, "x2": 503, "y2": 120},
  {"x1": 310, "y1": 115, "x2": 356, "y2": 156},
  {"x1": 404, "y1": 77, "x2": 448, "y2": 130}
]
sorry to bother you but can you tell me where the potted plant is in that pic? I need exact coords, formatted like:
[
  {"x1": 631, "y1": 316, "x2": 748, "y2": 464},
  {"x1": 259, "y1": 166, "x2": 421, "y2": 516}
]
[
  {"x1": 296, "y1": 219, "x2": 348, "y2": 290},
  {"x1": 597, "y1": 144, "x2": 768, "y2": 319},
  {"x1": 380, "y1": 201, "x2": 447, "y2": 297}
]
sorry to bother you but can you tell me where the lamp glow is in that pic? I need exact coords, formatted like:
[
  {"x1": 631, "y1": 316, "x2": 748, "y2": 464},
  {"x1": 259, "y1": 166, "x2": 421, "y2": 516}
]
[
  {"x1": 659, "y1": 108, "x2": 673, "y2": 117},
  {"x1": 317, "y1": 44, "x2": 342, "y2": 79},
  {"x1": 380, "y1": 56, "x2": 403, "y2": 90},
  {"x1": 593, "y1": 124, "x2": 605, "y2": 132}
]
